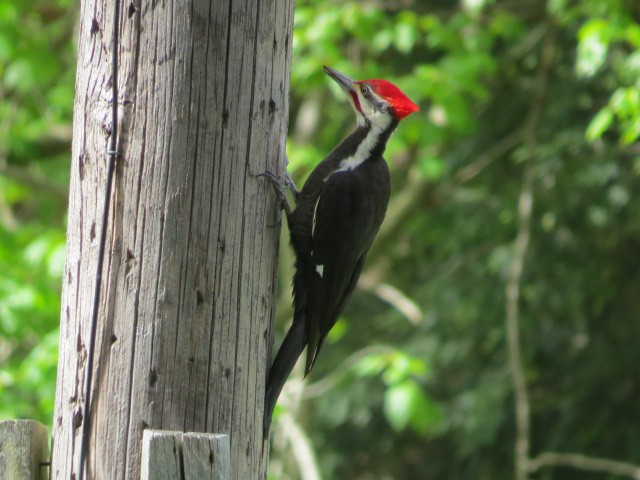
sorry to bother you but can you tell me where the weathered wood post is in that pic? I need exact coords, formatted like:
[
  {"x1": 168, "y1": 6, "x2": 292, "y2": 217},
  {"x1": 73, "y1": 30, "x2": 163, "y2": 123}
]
[
  {"x1": 51, "y1": 0, "x2": 294, "y2": 478},
  {"x1": 140, "y1": 430, "x2": 230, "y2": 480},
  {"x1": 0, "y1": 420, "x2": 49, "y2": 480}
]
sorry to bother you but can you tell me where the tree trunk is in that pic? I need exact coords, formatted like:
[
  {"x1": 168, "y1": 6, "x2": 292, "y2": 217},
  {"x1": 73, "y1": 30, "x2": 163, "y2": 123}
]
[{"x1": 52, "y1": 1, "x2": 294, "y2": 478}]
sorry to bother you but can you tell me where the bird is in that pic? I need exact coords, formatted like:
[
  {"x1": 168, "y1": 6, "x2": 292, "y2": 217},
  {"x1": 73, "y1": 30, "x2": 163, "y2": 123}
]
[{"x1": 263, "y1": 66, "x2": 419, "y2": 435}]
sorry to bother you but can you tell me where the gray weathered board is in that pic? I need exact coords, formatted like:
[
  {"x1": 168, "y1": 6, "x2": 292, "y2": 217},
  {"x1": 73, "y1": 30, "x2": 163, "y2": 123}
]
[
  {"x1": 0, "y1": 420, "x2": 49, "y2": 480},
  {"x1": 51, "y1": 0, "x2": 294, "y2": 478},
  {"x1": 140, "y1": 430, "x2": 230, "y2": 480}
]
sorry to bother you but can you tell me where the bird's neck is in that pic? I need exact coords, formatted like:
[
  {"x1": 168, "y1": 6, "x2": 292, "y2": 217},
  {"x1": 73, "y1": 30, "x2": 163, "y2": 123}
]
[{"x1": 335, "y1": 116, "x2": 399, "y2": 172}]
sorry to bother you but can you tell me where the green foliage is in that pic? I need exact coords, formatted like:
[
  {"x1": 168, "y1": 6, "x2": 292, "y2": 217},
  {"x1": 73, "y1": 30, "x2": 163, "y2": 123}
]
[
  {"x1": 353, "y1": 350, "x2": 443, "y2": 435},
  {"x1": 3, "y1": 0, "x2": 640, "y2": 479},
  {"x1": 274, "y1": 1, "x2": 640, "y2": 479},
  {"x1": 0, "y1": 0, "x2": 73, "y2": 423},
  {"x1": 0, "y1": 200, "x2": 65, "y2": 423},
  {"x1": 571, "y1": 1, "x2": 640, "y2": 143}
]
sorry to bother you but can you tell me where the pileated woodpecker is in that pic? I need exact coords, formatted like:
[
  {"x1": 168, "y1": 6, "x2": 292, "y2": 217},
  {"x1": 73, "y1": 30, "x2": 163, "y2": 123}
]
[{"x1": 263, "y1": 66, "x2": 418, "y2": 434}]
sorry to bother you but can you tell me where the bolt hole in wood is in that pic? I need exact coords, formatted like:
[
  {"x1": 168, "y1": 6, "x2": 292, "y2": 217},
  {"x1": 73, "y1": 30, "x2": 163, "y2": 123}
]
[
  {"x1": 140, "y1": 431, "x2": 230, "y2": 479},
  {"x1": 73, "y1": 409, "x2": 83, "y2": 430},
  {"x1": 125, "y1": 248, "x2": 135, "y2": 274},
  {"x1": 149, "y1": 368, "x2": 158, "y2": 387}
]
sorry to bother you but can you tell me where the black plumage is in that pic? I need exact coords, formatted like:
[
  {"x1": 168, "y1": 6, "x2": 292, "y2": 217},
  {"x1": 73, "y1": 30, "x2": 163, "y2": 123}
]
[{"x1": 263, "y1": 66, "x2": 417, "y2": 435}]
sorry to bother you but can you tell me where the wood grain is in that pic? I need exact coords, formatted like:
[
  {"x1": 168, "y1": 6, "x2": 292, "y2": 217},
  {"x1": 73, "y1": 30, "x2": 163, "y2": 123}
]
[
  {"x1": 140, "y1": 431, "x2": 230, "y2": 480},
  {"x1": 51, "y1": 1, "x2": 294, "y2": 478},
  {"x1": 0, "y1": 420, "x2": 49, "y2": 480},
  {"x1": 140, "y1": 430, "x2": 182, "y2": 480}
]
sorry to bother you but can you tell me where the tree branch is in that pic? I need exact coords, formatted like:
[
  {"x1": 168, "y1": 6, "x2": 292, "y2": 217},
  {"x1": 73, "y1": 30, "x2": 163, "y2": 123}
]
[
  {"x1": 452, "y1": 130, "x2": 522, "y2": 186},
  {"x1": 506, "y1": 157, "x2": 534, "y2": 480},
  {"x1": 358, "y1": 275, "x2": 423, "y2": 325},
  {"x1": 528, "y1": 452, "x2": 640, "y2": 479},
  {"x1": 505, "y1": 23, "x2": 555, "y2": 480},
  {"x1": 279, "y1": 413, "x2": 323, "y2": 480},
  {"x1": 0, "y1": 160, "x2": 68, "y2": 198},
  {"x1": 303, "y1": 345, "x2": 397, "y2": 398}
]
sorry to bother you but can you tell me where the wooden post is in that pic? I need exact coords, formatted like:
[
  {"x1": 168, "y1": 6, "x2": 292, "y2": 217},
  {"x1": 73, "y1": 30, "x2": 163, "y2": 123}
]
[
  {"x1": 0, "y1": 420, "x2": 49, "y2": 480},
  {"x1": 51, "y1": 0, "x2": 294, "y2": 478},
  {"x1": 139, "y1": 431, "x2": 182, "y2": 480},
  {"x1": 182, "y1": 433, "x2": 231, "y2": 480},
  {"x1": 140, "y1": 430, "x2": 230, "y2": 480}
]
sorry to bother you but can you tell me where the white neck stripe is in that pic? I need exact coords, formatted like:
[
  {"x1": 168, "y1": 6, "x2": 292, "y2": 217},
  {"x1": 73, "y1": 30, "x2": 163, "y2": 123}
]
[{"x1": 336, "y1": 116, "x2": 391, "y2": 173}]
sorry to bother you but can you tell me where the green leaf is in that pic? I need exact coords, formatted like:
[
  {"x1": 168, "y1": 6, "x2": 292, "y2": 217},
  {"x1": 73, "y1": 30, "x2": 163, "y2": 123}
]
[
  {"x1": 382, "y1": 352, "x2": 429, "y2": 384},
  {"x1": 586, "y1": 108, "x2": 614, "y2": 141},
  {"x1": 24, "y1": 236, "x2": 50, "y2": 266},
  {"x1": 384, "y1": 380, "x2": 442, "y2": 434},
  {"x1": 384, "y1": 381, "x2": 415, "y2": 431},
  {"x1": 326, "y1": 317, "x2": 347, "y2": 342},
  {"x1": 576, "y1": 19, "x2": 611, "y2": 77},
  {"x1": 4, "y1": 59, "x2": 35, "y2": 91},
  {"x1": 394, "y1": 23, "x2": 416, "y2": 54},
  {"x1": 48, "y1": 242, "x2": 66, "y2": 277},
  {"x1": 382, "y1": 353, "x2": 411, "y2": 385},
  {"x1": 353, "y1": 353, "x2": 387, "y2": 377},
  {"x1": 620, "y1": 115, "x2": 640, "y2": 144},
  {"x1": 418, "y1": 155, "x2": 446, "y2": 180}
]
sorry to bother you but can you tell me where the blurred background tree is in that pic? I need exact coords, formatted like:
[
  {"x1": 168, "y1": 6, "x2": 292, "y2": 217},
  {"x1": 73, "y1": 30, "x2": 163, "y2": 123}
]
[
  {"x1": 1, "y1": 1, "x2": 639, "y2": 479},
  {"x1": 0, "y1": 0, "x2": 73, "y2": 423}
]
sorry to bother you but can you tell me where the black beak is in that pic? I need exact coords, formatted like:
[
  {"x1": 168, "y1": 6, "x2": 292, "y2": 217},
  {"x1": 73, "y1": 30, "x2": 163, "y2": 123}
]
[{"x1": 323, "y1": 66, "x2": 356, "y2": 93}]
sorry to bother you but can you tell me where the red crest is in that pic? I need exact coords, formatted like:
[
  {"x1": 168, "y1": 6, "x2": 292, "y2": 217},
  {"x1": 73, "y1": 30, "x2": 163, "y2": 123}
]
[{"x1": 359, "y1": 79, "x2": 419, "y2": 119}]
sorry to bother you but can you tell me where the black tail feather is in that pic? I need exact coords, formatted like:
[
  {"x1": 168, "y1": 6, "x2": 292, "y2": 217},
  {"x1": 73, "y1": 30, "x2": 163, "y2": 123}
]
[{"x1": 264, "y1": 316, "x2": 306, "y2": 436}]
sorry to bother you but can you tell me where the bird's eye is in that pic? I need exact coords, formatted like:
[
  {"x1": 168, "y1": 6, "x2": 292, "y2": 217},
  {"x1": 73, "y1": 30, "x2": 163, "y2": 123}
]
[{"x1": 360, "y1": 85, "x2": 370, "y2": 96}]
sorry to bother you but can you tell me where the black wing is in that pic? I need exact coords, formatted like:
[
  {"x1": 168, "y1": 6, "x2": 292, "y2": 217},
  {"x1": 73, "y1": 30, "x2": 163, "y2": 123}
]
[{"x1": 303, "y1": 170, "x2": 381, "y2": 373}]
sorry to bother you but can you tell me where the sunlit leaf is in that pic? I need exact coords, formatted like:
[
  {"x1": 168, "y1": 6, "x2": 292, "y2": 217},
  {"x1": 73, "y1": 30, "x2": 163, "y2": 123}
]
[
  {"x1": 394, "y1": 23, "x2": 416, "y2": 54},
  {"x1": 576, "y1": 19, "x2": 610, "y2": 77},
  {"x1": 384, "y1": 380, "x2": 442, "y2": 434},
  {"x1": 383, "y1": 381, "x2": 414, "y2": 432},
  {"x1": 586, "y1": 108, "x2": 614, "y2": 141},
  {"x1": 418, "y1": 155, "x2": 445, "y2": 180}
]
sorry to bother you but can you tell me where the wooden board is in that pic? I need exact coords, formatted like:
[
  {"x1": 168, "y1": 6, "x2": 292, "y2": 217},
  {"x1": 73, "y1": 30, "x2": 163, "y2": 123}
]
[
  {"x1": 140, "y1": 430, "x2": 230, "y2": 480},
  {"x1": 0, "y1": 420, "x2": 49, "y2": 480}
]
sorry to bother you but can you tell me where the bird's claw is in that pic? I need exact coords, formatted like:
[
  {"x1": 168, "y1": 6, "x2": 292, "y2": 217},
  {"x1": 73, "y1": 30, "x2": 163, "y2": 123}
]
[
  {"x1": 284, "y1": 171, "x2": 300, "y2": 201},
  {"x1": 265, "y1": 219, "x2": 282, "y2": 229},
  {"x1": 257, "y1": 171, "x2": 280, "y2": 185},
  {"x1": 258, "y1": 170, "x2": 293, "y2": 225}
]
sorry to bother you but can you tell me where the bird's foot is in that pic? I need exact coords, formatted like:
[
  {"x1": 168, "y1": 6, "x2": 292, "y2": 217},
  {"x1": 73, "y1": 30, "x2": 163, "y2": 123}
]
[
  {"x1": 284, "y1": 171, "x2": 300, "y2": 202},
  {"x1": 258, "y1": 171, "x2": 293, "y2": 225}
]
